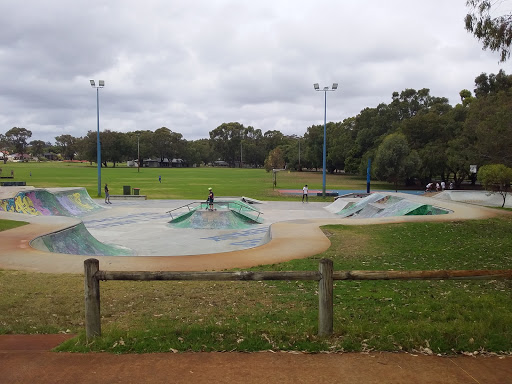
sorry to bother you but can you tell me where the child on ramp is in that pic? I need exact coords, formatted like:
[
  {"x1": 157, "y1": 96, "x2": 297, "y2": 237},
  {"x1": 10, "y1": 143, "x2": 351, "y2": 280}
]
[{"x1": 207, "y1": 187, "x2": 215, "y2": 211}]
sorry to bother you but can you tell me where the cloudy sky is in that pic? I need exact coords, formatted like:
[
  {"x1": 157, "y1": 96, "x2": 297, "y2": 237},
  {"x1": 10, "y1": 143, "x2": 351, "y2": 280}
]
[{"x1": 0, "y1": 0, "x2": 506, "y2": 143}]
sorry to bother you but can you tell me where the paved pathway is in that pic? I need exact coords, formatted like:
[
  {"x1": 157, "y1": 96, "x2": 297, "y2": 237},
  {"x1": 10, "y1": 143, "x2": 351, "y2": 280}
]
[{"x1": 1, "y1": 335, "x2": 511, "y2": 384}]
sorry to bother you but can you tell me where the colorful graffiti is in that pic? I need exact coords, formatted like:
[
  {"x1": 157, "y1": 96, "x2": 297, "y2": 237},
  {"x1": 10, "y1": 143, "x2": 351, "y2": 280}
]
[
  {"x1": 0, "y1": 198, "x2": 16, "y2": 213},
  {"x1": 0, "y1": 188, "x2": 103, "y2": 217}
]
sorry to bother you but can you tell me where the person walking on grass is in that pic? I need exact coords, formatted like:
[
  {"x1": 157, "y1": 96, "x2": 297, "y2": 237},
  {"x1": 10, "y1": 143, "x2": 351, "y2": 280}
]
[
  {"x1": 302, "y1": 184, "x2": 309, "y2": 203},
  {"x1": 104, "y1": 183, "x2": 111, "y2": 204}
]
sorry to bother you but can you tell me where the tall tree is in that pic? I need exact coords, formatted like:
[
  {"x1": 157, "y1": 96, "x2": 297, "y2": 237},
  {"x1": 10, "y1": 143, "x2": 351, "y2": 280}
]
[
  {"x1": 209, "y1": 122, "x2": 245, "y2": 166},
  {"x1": 28, "y1": 140, "x2": 48, "y2": 158},
  {"x1": 5, "y1": 127, "x2": 32, "y2": 158},
  {"x1": 152, "y1": 127, "x2": 184, "y2": 164},
  {"x1": 55, "y1": 134, "x2": 78, "y2": 160},
  {"x1": 374, "y1": 133, "x2": 421, "y2": 192},
  {"x1": 264, "y1": 147, "x2": 285, "y2": 172},
  {"x1": 303, "y1": 124, "x2": 324, "y2": 170},
  {"x1": 464, "y1": 87, "x2": 512, "y2": 166},
  {"x1": 465, "y1": 0, "x2": 512, "y2": 62}
]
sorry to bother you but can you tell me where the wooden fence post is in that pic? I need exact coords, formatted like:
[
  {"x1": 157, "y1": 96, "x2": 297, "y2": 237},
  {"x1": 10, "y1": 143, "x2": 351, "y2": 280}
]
[
  {"x1": 318, "y1": 258, "x2": 333, "y2": 336},
  {"x1": 84, "y1": 258, "x2": 101, "y2": 339}
]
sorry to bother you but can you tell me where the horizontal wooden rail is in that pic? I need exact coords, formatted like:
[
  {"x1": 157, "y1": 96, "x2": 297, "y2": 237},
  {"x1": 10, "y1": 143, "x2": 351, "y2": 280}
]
[
  {"x1": 98, "y1": 270, "x2": 321, "y2": 281},
  {"x1": 333, "y1": 269, "x2": 512, "y2": 280},
  {"x1": 84, "y1": 258, "x2": 512, "y2": 341}
]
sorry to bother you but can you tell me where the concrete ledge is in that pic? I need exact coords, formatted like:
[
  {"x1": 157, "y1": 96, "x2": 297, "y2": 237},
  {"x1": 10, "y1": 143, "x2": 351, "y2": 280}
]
[{"x1": 109, "y1": 195, "x2": 147, "y2": 200}]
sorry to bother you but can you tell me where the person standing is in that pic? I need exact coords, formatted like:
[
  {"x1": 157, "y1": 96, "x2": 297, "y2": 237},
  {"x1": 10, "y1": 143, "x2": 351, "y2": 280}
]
[
  {"x1": 207, "y1": 187, "x2": 214, "y2": 211},
  {"x1": 302, "y1": 184, "x2": 309, "y2": 203},
  {"x1": 158, "y1": 175, "x2": 161, "y2": 183},
  {"x1": 104, "y1": 183, "x2": 111, "y2": 204}
]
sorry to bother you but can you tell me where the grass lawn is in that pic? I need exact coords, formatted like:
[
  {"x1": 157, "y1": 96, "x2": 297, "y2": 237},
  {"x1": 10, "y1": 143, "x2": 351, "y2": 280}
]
[
  {"x1": 0, "y1": 219, "x2": 27, "y2": 232},
  {"x1": 1, "y1": 162, "x2": 509, "y2": 354},
  {"x1": 1, "y1": 214, "x2": 511, "y2": 354},
  {"x1": 3, "y1": 161, "x2": 400, "y2": 200}
]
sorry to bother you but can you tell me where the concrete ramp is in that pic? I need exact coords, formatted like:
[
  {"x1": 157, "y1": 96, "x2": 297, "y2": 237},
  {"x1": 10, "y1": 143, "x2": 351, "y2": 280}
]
[
  {"x1": 30, "y1": 222, "x2": 133, "y2": 256},
  {"x1": 170, "y1": 208, "x2": 261, "y2": 229},
  {"x1": 336, "y1": 193, "x2": 450, "y2": 218},
  {"x1": 434, "y1": 190, "x2": 512, "y2": 208},
  {"x1": 336, "y1": 193, "x2": 388, "y2": 217},
  {"x1": 324, "y1": 198, "x2": 352, "y2": 213},
  {"x1": 0, "y1": 188, "x2": 103, "y2": 217}
]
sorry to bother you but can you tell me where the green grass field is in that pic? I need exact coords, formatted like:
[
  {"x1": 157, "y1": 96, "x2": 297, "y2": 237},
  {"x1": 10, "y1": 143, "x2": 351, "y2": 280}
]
[
  {"x1": 2, "y1": 161, "x2": 399, "y2": 200},
  {"x1": 0, "y1": 162, "x2": 510, "y2": 355},
  {"x1": 0, "y1": 219, "x2": 27, "y2": 232}
]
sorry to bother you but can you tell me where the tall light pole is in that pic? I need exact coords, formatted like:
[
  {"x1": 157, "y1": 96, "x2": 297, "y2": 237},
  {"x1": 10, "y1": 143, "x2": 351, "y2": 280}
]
[
  {"x1": 314, "y1": 82, "x2": 338, "y2": 197},
  {"x1": 137, "y1": 133, "x2": 140, "y2": 173},
  {"x1": 90, "y1": 80, "x2": 105, "y2": 197}
]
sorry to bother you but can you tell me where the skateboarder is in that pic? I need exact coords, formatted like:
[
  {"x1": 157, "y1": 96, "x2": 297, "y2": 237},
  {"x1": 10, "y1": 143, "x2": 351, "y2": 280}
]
[{"x1": 207, "y1": 187, "x2": 214, "y2": 211}]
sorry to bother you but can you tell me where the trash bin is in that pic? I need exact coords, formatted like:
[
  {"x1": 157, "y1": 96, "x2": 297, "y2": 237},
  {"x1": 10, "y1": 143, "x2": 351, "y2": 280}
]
[
  {"x1": 123, "y1": 185, "x2": 131, "y2": 195},
  {"x1": 133, "y1": 188, "x2": 140, "y2": 195}
]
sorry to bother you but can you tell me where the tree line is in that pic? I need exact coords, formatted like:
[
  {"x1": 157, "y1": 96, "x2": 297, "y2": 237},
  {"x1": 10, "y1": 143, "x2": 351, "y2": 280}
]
[{"x1": 1, "y1": 70, "x2": 512, "y2": 189}]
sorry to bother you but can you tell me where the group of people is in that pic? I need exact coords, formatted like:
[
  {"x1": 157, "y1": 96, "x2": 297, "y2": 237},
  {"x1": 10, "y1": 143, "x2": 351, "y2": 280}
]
[{"x1": 425, "y1": 181, "x2": 454, "y2": 192}]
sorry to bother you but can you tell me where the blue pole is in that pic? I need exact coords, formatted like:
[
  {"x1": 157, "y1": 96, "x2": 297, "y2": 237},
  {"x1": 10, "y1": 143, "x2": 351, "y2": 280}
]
[
  {"x1": 96, "y1": 87, "x2": 101, "y2": 197},
  {"x1": 366, "y1": 158, "x2": 371, "y2": 193},
  {"x1": 322, "y1": 90, "x2": 327, "y2": 197}
]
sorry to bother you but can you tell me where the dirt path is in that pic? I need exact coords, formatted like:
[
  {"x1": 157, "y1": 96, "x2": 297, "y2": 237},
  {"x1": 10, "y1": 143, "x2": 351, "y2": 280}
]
[{"x1": 1, "y1": 335, "x2": 511, "y2": 384}]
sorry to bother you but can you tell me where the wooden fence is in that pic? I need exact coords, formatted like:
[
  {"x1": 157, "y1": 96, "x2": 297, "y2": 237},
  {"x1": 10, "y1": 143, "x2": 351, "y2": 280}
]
[{"x1": 84, "y1": 258, "x2": 512, "y2": 340}]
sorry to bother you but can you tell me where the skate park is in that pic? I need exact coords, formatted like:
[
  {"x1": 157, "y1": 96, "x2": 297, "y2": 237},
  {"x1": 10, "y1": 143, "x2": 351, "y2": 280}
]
[
  {"x1": 0, "y1": 185, "x2": 503, "y2": 273},
  {"x1": 1, "y1": 185, "x2": 511, "y2": 384}
]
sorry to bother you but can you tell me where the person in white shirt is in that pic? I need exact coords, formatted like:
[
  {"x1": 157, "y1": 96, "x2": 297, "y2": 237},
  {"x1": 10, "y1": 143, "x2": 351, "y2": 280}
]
[{"x1": 302, "y1": 184, "x2": 309, "y2": 203}]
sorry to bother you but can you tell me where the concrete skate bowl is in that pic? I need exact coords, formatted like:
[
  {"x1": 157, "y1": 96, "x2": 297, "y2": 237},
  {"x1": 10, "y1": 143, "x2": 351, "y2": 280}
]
[
  {"x1": 0, "y1": 187, "x2": 133, "y2": 257},
  {"x1": 170, "y1": 208, "x2": 263, "y2": 229},
  {"x1": 30, "y1": 222, "x2": 134, "y2": 256},
  {"x1": 169, "y1": 201, "x2": 263, "y2": 229},
  {"x1": 434, "y1": 190, "x2": 512, "y2": 208},
  {"x1": 0, "y1": 188, "x2": 103, "y2": 217},
  {"x1": 330, "y1": 193, "x2": 451, "y2": 218}
]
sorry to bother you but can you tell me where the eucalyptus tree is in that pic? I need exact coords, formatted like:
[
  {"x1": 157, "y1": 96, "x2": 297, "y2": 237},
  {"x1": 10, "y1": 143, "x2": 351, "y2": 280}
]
[
  {"x1": 55, "y1": 134, "x2": 78, "y2": 160},
  {"x1": 5, "y1": 127, "x2": 32, "y2": 158},
  {"x1": 152, "y1": 127, "x2": 184, "y2": 164},
  {"x1": 303, "y1": 124, "x2": 323, "y2": 170},
  {"x1": 478, "y1": 163, "x2": 512, "y2": 207},
  {"x1": 465, "y1": 0, "x2": 512, "y2": 62},
  {"x1": 373, "y1": 133, "x2": 421, "y2": 192},
  {"x1": 464, "y1": 88, "x2": 512, "y2": 167},
  {"x1": 209, "y1": 122, "x2": 245, "y2": 166},
  {"x1": 243, "y1": 127, "x2": 266, "y2": 167},
  {"x1": 28, "y1": 140, "x2": 48, "y2": 158}
]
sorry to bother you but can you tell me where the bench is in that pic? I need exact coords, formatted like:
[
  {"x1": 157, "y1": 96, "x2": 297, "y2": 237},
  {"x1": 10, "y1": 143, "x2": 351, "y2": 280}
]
[
  {"x1": 108, "y1": 194, "x2": 147, "y2": 200},
  {"x1": 0, "y1": 181, "x2": 26, "y2": 186}
]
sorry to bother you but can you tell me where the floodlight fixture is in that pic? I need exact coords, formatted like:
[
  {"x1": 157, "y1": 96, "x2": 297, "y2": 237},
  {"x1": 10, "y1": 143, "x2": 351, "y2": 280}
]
[
  {"x1": 313, "y1": 83, "x2": 319, "y2": 90},
  {"x1": 332, "y1": 83, "x2": 338, "y2": 90},
  {"x1": 90, "y1": 80, "x2": 95, "y2": 87},
  {"x1": 98, "y1": 80, "x2": 105, "y2": 87}
]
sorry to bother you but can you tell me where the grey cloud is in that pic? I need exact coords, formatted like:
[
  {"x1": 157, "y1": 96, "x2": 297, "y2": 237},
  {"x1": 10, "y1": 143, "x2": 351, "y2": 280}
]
[{"x1": 0, "y1": 0, "x2": 506, "y2": 143}]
